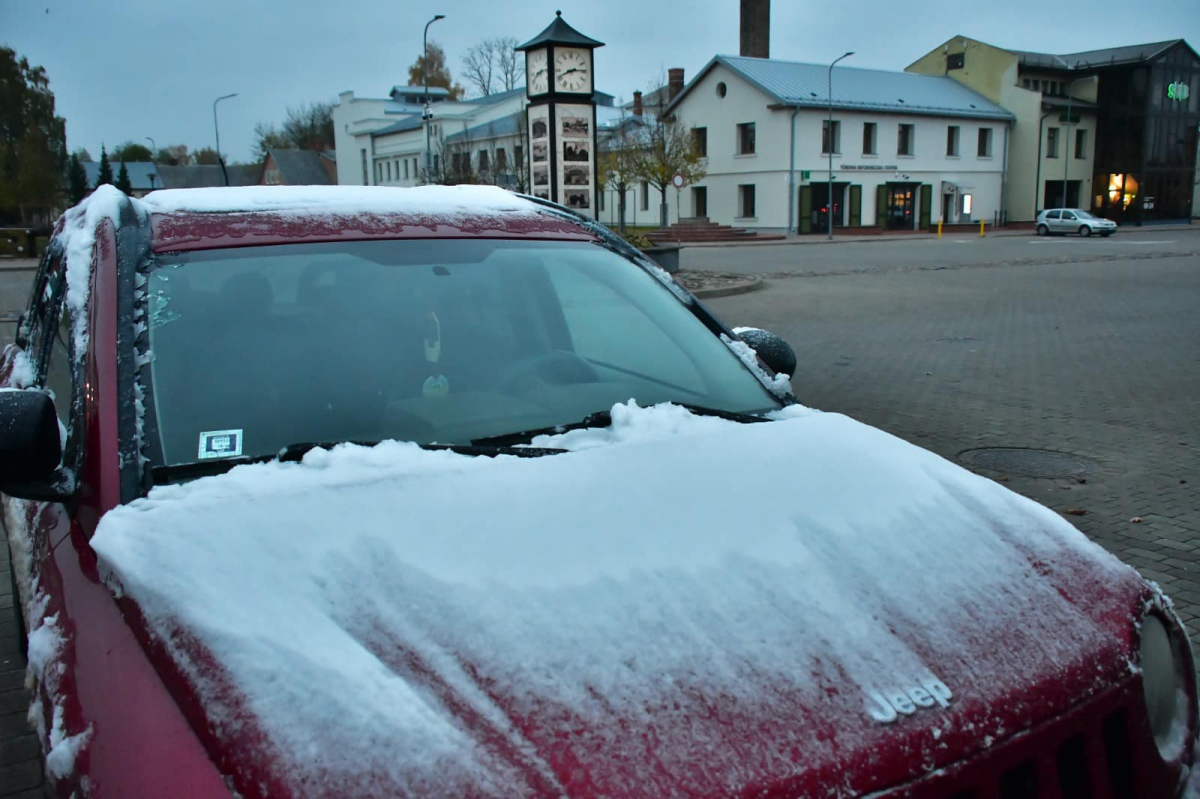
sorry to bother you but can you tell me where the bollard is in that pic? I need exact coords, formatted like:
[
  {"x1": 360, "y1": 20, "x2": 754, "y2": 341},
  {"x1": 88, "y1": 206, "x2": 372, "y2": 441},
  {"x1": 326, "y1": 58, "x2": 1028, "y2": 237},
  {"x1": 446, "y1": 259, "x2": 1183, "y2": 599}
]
[
  {"x1": 979, "y1": 219, "x2": 985, "y2": 237},
  {"x1": 937, "y1": 220, "x2": 942, "y2": 239}
]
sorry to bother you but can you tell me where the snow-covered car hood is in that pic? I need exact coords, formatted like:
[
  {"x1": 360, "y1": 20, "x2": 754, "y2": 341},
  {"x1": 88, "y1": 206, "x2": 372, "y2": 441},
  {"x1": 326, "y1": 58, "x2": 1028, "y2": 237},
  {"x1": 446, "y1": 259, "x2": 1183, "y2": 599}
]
[{"x1": 92, "y1": 403, "x2": 1147, "y2": 798}]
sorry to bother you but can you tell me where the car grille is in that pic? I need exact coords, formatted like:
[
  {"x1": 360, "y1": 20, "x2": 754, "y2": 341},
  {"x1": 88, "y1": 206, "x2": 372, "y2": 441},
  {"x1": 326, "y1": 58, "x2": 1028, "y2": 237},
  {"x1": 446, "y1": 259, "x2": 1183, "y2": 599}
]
[
  {"x1": 879, "y1": 681, "x2": 1186, "y2": 799},
  {"x1": 944, "y1": 712, "x2": 1134, "y2": 799}
]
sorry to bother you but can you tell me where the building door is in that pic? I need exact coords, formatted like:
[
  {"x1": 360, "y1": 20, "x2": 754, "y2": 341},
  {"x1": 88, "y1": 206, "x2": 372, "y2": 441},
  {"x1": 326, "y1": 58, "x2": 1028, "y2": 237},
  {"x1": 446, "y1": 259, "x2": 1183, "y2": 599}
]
[
  {"x1": 848, "y1": 185, "x2": 862, "y2": 227},
  {"x1": 812, "y1": 183, "x2": 848, "y2": 231},
  {"x1": 885, "y1": 183, "x2": 918, "y2": 230},
  {"x1": 692, "y1": 187, "x2": 707, "y2": 218},
  {"x1": 942, "y1": 193, "x2": 953, "y2": 224},
  {"x1": 919, "y1": 185, "x2": 932, "y2": 230},
  {"x1": 799, "y1": 185, "x2": 813, "y2": 234}
]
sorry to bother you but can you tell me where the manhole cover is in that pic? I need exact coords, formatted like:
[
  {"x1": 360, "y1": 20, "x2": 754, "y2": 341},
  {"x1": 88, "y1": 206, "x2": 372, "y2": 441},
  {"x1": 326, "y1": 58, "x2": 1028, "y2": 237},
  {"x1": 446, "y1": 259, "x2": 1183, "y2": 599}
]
[{"x1": 958, "y1": 447, "x2": 1094, "y2": 479}]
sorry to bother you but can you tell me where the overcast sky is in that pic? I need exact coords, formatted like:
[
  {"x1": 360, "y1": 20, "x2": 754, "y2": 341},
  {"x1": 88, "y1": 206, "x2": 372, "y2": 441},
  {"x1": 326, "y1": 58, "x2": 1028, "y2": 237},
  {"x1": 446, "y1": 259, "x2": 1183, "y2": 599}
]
[{"x1": 4, "y1": 0, "x2": 1198, "y2": 164}]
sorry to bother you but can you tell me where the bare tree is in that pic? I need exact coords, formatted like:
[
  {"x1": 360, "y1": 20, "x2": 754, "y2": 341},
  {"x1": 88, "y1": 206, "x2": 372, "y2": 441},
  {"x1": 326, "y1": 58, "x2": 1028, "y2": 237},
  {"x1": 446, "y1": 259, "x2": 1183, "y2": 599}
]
[
  {"x1": 462, "y1": 42, "x2": 496, "y2": 97},
  {"x1": 598, "y1": 115, "x2": 644, "y2": 232},
  {"x1": 633, "y1": 114, "x2": 707, "y2": 228},
  {"x1": 494, "y1": 37, "x2": 521, "y2": 92},
  {"x1": 461, "y1": 37, "x2": 521, "y2": 98}
]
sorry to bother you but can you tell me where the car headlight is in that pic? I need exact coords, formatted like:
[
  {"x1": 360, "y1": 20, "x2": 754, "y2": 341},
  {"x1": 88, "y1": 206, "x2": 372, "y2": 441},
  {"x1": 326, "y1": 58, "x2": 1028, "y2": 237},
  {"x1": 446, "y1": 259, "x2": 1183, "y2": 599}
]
[{"x1": 1139, "y1": 613, "x2": 1191, "y2": 761}]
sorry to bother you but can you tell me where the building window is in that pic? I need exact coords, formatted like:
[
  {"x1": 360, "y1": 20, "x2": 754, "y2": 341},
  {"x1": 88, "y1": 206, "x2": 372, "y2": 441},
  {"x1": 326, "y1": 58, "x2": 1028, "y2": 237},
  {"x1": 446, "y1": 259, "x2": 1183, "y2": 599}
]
[
  {"x1": 376, "y1": 162, "x2": 382, "y2": 182},
  {"x1": 898, "y1": 124, "x2": 914, "y2": 156},
  {"x1": 478, "y1": 150, "x2": 489, "y2": 173},
  {"x1": 692, "y1": 127, "x2": 708, "y2": 157},
  {"x1": 1074, "y1": 129, "x2": 1087, "y2": 159},
  {"x1": 863, "y1": 122, "x2": 877, "y2": 155},
  {"x1": 385, "y1": 161, "x2": 392, "y2": 181},
  {"x1": 598, "y1": 191, "x2": 605, "y2": 211},
  {"x1": 962, "y1": 193, "x2": 973, "y2": 216},
  {"x1": 738, "y1": 184, "x2": 756, "y2": 218},
  {"x1": 737, "y1": 122, "x2": 756, "y2": 155},
  {"x1": 403, "y1": 159, "x2": 409, "y2": 179},
  {"x1": 361, "y1": 149, "x2": 368, "y2": 185},
  {"x1": 1047, "y1": 127, "x2": 1059, "y2": 158},
  {"x1": 413, "y1": 158, "x2": 418, "y2": 177},
  {"x1": 433, "y1": 154, "x2": 439, "y2": 174},
  {"x1": 822, "y1": 120, "x2": 841, "y2": 155},
  {"x1": 496, "y1": 148, "x2": 508, "y2": 171},
  {"x1": 946, "y1": 52, "x2": 964, "y2": 70},
  {"x1": 946, "y1": 125, "x2": 960, "y2": 157},
  {"x1": 978, "y1": 127, "x2": 993, "y2": 157},
  {"x1": 1022, "y1": 78, "x2": 1031, "y2": 89},
  {"x1": 640, "y1": 182, "x2": 649, "y2": 210}
]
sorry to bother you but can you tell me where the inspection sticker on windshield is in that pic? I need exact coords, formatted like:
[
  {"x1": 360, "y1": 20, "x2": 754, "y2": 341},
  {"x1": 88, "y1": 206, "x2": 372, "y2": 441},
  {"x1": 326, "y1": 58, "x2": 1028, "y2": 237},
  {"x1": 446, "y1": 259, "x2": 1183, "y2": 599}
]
[{"x1": 198, "y1": 429, "x2": 244, "y2": 460}]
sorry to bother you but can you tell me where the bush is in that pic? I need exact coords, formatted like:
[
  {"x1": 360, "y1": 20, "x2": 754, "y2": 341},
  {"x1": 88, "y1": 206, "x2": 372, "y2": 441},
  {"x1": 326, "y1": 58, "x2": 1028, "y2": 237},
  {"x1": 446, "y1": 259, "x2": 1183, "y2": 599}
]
[{"x1": 620, "y1": 230, "x2": 654, "y2": 250}]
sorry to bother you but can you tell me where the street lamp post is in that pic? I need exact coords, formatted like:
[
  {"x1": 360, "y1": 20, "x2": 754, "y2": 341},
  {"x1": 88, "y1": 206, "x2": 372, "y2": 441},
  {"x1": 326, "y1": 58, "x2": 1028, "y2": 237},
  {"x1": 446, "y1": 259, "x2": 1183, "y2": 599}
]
[
  {"x1": 423, "y1": 14, "x2": 446, "y2": 184},
  {"x1": 828, "y1": 51, "x2": 854, "y2": 240},
  {"x1": 213, "y1": 93, "x2": 238, "y2": 186},
  {"x1": 1062, "y1": 77, "x2": 1086, "y2": 210},
  {"x1": 145, "y1": 137, "x2": 157, "y2": 157}
]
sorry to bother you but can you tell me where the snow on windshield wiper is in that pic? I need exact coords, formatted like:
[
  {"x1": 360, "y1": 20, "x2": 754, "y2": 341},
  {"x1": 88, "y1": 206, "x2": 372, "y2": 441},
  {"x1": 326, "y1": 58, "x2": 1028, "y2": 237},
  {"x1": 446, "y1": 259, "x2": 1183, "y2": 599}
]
[
  {"x1": 471, "y1": 404, "x2": 771, "y2": 448},
  {"x1": 471, "y1": 410, "x2": 613, "y2": 448},
  {"x1": 150, "y1": 438, "x2": 566, "y2": 485}
]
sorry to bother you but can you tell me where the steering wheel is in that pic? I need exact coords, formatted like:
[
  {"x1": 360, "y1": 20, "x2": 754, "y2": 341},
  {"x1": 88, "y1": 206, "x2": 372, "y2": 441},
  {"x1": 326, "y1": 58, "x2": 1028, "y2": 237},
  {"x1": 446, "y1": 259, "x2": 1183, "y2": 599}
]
[{"x1": 499, "y1": 349, "x2": 599, "y2": 393}]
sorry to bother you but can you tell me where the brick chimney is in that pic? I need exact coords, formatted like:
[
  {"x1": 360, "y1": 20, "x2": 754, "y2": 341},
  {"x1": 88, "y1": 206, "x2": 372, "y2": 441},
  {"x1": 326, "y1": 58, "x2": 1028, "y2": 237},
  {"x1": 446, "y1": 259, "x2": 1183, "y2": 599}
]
[
  {"x1": 740, "y1": 0, "x2": 770, "y2": 59},
  {"x1": 632, "y1": 90, "x2": 643, "y2": 117},
  {"x1": 668, "y1": 69, "x2": 685, "y2": 103}
]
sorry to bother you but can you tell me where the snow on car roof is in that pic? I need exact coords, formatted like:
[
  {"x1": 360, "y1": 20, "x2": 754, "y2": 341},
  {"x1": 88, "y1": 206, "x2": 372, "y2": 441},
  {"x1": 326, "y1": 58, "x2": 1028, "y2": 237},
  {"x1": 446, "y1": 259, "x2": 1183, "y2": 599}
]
[
  {"x1": 139, "y1": 185, "x2": 542, "y2": 216},
  {"x1": 90, "y1": 402, "x2": 1137, "y2": 795}
]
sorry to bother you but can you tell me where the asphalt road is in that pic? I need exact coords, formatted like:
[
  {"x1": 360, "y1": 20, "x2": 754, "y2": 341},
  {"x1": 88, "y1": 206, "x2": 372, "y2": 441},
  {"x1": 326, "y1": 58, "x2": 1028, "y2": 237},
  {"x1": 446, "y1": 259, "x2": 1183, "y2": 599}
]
[
  {"x1": 704, "y1": 235, "x2": 1200, "y2": 648},
  {"x1": 682, "y1": 227, "x2": 1200, "y2": 278}
]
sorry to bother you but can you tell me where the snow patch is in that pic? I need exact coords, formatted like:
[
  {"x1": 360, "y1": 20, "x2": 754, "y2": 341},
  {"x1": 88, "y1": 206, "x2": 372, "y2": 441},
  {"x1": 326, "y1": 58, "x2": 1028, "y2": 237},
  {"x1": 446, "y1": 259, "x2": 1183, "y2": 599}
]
[
  {"x1": 721, "y1": 333, "x2": 793, "y2": 398},
  {"x1": 9, "y1": 349, "x2": 36, "y2": 389},
  {"x1": 60, "y1": 184, "x2": 128, "y2": 360},
  {"x1": 45, "y1": 704, "x2": 92, "y2": 780},
  {"x1": 139, "y1": 185, "x2": 538, "y2": 216},
  {"x1": 27, "y1": 613, "x2": 64, "y2": 682},
  {"x1": 91, "y1": 404, "x2": 1133, "y2": 794}
]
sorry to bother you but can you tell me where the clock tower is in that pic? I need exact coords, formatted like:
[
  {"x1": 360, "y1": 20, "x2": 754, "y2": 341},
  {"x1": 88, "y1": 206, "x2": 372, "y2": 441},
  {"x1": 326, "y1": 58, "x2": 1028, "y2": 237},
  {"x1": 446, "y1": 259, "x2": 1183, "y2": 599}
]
[{"x1": 517, "y1": 11, "x2": 604, "y2": 216}]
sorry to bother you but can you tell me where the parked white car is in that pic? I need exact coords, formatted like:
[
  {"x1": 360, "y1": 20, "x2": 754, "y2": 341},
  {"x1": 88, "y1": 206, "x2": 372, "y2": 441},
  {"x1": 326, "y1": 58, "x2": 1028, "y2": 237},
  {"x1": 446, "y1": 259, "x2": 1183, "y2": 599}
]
[{"x1": 1036, "y1": 208, "x2": 1118, "y2": 237}]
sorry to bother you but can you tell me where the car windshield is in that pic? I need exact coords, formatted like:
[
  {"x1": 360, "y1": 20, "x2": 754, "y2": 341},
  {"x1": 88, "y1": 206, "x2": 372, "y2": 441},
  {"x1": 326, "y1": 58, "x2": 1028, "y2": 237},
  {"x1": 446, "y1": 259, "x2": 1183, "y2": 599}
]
[
  {"x1": 143, "y1": 238, "x2": 781, "y2": 466},
  {"x1": 1074, "y1": 210, "x2": 1097, "y2": 219}
]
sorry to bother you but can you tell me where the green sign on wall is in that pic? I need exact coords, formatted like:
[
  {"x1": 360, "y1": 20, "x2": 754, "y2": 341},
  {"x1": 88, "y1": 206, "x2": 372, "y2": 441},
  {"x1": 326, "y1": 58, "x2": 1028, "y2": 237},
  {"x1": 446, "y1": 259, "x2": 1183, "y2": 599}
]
[{"x1": 1167, "y1": 81, "x2": 1191, "y2": 101}]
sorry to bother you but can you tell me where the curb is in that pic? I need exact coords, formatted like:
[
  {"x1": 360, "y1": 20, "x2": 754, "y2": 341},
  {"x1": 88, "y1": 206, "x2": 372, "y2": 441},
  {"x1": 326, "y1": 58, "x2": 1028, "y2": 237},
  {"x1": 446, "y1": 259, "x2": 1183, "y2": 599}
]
[
  {"x1": 689, "y1": 276, "x2": 764, "y2": 299},
  {"x1": 674, "y1": 224, "x2": 1200, "y2": 248}
]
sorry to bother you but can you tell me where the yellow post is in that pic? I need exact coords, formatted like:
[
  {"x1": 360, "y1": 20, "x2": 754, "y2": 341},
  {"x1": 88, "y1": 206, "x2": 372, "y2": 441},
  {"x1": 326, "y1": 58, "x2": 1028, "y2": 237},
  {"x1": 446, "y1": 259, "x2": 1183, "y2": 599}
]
[
  {"x1": 937, "y1": 219, "x2": 942, "y2": 238},
  {"x1": 979, "y1": 219, "x2": 985, "y2": 237}
]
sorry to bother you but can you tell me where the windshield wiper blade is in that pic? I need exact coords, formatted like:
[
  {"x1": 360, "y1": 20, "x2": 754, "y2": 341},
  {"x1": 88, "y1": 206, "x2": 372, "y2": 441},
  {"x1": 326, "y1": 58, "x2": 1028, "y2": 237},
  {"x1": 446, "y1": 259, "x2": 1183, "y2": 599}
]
[
  {"x1": 670, "y1": 403, "x2": 773, "y2": 424},
  {"x1": 150, "y1": 438, "x2": 566, "y2": 485},
  {"x1": 471, "y1": 410, "x2": 613, "y2": 448}
]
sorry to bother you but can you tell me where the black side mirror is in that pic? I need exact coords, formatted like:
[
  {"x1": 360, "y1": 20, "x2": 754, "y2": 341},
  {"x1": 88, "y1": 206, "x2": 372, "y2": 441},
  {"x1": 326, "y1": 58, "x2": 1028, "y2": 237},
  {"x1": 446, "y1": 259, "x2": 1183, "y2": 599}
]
[
  {"x1": 0, "y1": 390, "x2": 70, "y2": 502},
  {"x1": 735, "y1": 327, "x2": 797, "y2": 378}
]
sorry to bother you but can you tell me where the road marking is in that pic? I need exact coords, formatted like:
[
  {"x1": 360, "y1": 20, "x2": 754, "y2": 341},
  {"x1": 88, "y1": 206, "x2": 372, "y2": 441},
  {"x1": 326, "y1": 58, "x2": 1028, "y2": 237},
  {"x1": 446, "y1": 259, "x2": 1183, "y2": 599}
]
[
  {"x1": 1110, "y1": 240, "x2": 1174, "y2": 245},
  {"x1": 1027, "y1": 239, "x2": 1175, "y2": 245}
]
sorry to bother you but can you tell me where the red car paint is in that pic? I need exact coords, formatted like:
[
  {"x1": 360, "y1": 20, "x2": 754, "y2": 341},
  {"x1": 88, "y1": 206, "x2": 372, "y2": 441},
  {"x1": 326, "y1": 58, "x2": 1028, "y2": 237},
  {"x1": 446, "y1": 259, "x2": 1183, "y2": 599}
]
[{"x1": 3, "y1": 194, "x2": 1195, "y2": 798}]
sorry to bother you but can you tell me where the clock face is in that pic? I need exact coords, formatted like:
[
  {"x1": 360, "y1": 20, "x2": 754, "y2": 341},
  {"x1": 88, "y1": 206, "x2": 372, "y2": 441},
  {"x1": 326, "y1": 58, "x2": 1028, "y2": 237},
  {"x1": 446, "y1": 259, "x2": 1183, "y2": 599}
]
[
  {"x1": 554, "y1": 48, "x2": 591, "y2": 94},
  {"x1": 526, "y1": 49, "x2": 549, "y2": 95}
]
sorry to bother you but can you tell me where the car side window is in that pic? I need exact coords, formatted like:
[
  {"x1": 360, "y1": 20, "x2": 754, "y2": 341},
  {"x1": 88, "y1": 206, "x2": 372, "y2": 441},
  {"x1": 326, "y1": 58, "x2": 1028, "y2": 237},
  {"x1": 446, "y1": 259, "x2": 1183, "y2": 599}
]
[
  {"x1": 1046, "y1": 211, "x2": 1061, "y2": 220},
  {"x1": 1063, "y1": 211, "x2": 1076, "y2": 221},
  {"x1": 28, "y1": 253, "x2": 81, "y2": 470}
]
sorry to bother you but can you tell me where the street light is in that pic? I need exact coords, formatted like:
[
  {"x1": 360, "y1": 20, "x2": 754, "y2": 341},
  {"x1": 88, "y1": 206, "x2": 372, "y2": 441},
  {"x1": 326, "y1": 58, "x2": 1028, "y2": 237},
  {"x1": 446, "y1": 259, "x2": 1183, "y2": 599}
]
[
  {"x1": 212, "y1": 92, "x2": 238, "y2": 186},
  {"x1": 145, "y1": 137, "x2": 157, "y2": 158},
  {"x1": 423, "y1": 14, "x2": 446, "y2": 183},
  {"x1": 828, "y1": 51, "x2": 853, "y2": 240},
  {"x1": 1062, "y1": 77, "x2": 1087, "y2": 210}
]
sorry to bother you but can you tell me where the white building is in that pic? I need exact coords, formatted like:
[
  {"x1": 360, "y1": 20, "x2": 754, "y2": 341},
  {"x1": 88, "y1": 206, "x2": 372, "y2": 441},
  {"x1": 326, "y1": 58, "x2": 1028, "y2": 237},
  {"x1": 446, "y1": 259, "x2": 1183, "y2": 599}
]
[
  {"x1": 649, "y1": 56, "x2": 1015, "y2": 233},
  {"x1": 334, "y1": 84, "x2": 619, "y2": 191}
]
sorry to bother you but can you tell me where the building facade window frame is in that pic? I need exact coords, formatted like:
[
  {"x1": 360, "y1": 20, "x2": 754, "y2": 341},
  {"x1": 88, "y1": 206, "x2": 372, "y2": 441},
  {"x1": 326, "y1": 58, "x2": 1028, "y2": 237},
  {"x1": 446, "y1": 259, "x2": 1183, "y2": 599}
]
[
  {"x1": 946, "y1": 125, "x2": 960, "y2": 157},
  {"x1": 1047, "y1": 126, "x2": 1059, "y2": 158},
  {"x1": 897, "y1": 123, "x2": 915, "y2": 156},
  {"x1": 737, "y1": 122, "x2": 756, "y2": 155},
  {"x1": 693, "y1": 127, "x2": 708, "y2": 157},
  {"x1": 978, "y1": 127, "x2": 993, "y2": 158},
  {"x1": 1074, "y1": 129, "x2": 1087, "y2": 159},
  {"x1": 863, "y1": 122, "x2": 877, "y2": 155},
  {"x1": 822, "y1": 120, "x2": 841, "y2": 155},
  {"x1": 738, "y1": 184, "x2": 756, "y2": 218}
]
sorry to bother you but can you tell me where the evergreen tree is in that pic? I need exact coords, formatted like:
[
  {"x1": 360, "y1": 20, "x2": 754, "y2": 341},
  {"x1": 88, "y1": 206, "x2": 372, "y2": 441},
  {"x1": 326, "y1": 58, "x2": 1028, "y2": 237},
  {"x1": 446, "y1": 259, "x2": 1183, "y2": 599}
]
[
  {"x1": 95, "y1": 146, "x2": 114, "y2": 187},
  {"x1": 67, "y1": 152, "x2": 88, "y2": 204},
  {"x1": 115, "y1": 161, "x2": 133, "y2": 194}
]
